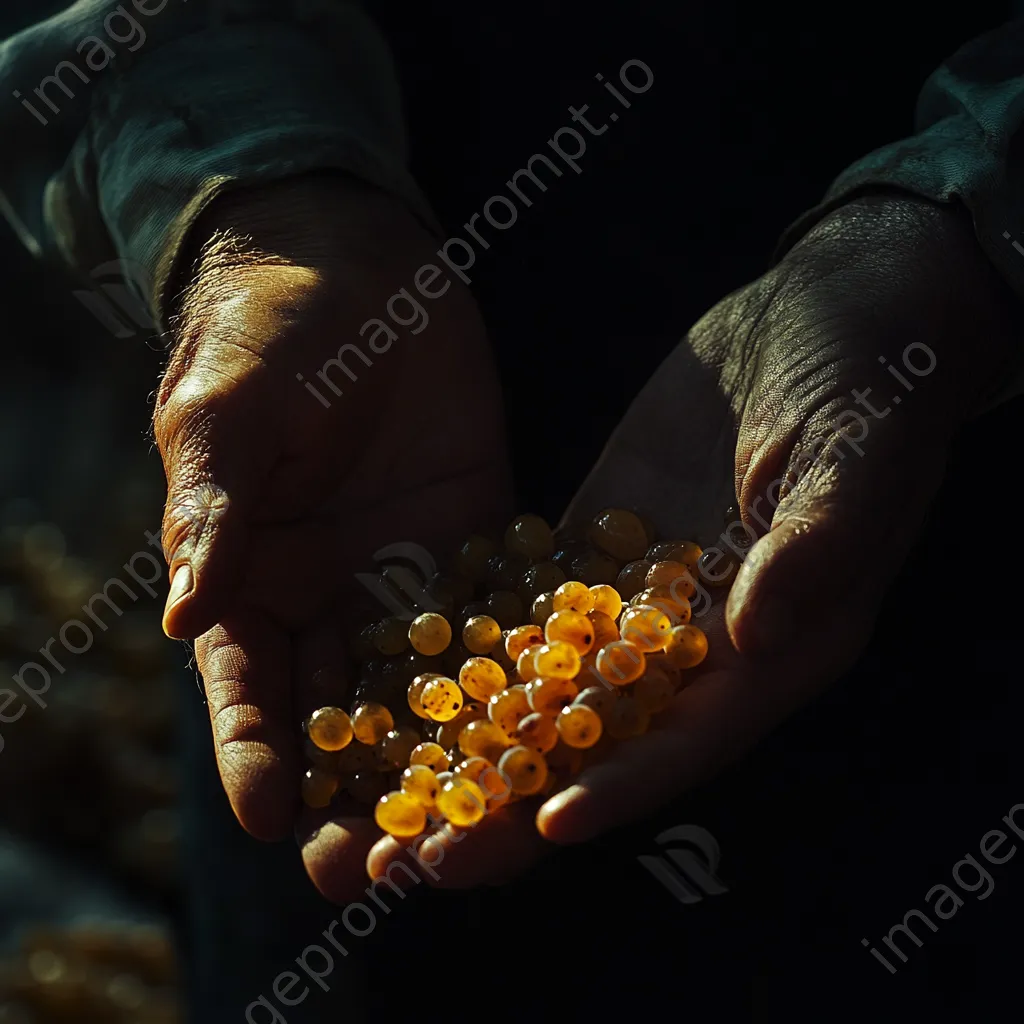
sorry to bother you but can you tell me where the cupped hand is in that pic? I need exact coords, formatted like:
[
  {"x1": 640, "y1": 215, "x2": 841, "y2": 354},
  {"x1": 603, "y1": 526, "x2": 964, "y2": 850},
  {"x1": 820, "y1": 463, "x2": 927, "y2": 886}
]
[
  {"x1": 364, "y1": 194, "x2": 1020, "y2": 891},
  {"x1": 153, "y1": 176, "x2": 511, "y2": 873}
]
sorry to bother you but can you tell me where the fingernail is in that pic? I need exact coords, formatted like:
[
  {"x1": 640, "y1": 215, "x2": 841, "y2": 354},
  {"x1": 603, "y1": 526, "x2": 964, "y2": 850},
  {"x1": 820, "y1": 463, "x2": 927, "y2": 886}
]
[{"x1": 162, "y1": 563, "x2": 193, "y2": 636}]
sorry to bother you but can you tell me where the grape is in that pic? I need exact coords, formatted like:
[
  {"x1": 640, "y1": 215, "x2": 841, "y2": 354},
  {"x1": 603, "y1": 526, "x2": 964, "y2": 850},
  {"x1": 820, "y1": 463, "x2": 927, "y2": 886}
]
[
  {"x1": 588, "y1": 584, "x2": 623, "y2": 619},
  {"x1": 504, "y1": 514, "x2": 555, "y2": 560},
  {"x1": 373, "y1": 617, "x2": 411, "y2": 656},
  {"x1": 488, "y1": 686, "x2": 531, "y2": 735},
  {"x1": 437, "y1": 779, "x2": 486, "y2": 826},
  {"x1": 409, "y1": 742, "x2": 449, "y2": 773},
  {"x1": 519, "y1": 563, "x2": 566, "y2": 605},
  {"x1": 606, "y1": 696, "x2": 650, "y2": 739},
  {"x1": 595, "y1": 641, "x2": 646, "y2": 685},
  {"x1": 497, "y1": 746, "x2": 549, "y2": 795},
  {"x1": 587, "y1": 508, "x2": 648, "y2": 562},
  {"x1": 647, "y1": 540, "x2": 702, "y2": 570},
  {"x1": 544, "y1": 609, "x2": 594, "y2": 655},
  {"x1": 533, "y1": 641, "x2": 582, "y2": 680},
  {"x1": 619, "y1": 605, "x2": 673, "y2": 652},
  {"x1": 525, "y1": 676, "x2": 578, "y2": 716},
  {"x1": 408, "y1": 613, "x2": 452, "y2": 656},
  {"x1": 587, "y1": 609, "x2": 619, "y2": 648},
  {"x1": 306, "y1": 707, "x2": 353, "y2": 752},
  {"x1": 458, "y1": 718, "x2": 512, "y2": 761},
  {"x1": 615, "y1": 560, "x2": 653, "y2": 601},
  {"x1": 552, "y1": 581, "x2": 595, "y2": 614},
  {"x1": 351, "y1": 702, "x2": 394, "y2": 744},
  {"x1": 375, "y1": 791, "x2": 427, "y2": 837},
  {"x1": 505, "y1": 624, "x2": 544, "y2": 662},
  {"x1": 486, "y1": 590, "x2": 525, "y2": 630},
  {"x1": 557, "y1": 705, "x2": 603, "y2": 749},
  {"x1": 515, "y1": 712, "x2": 558, "y2": 753},
  {"x1": 401, "y1": 764, "x2": 441, "y2": 807},
  {"x1": 419, "y1": 678, "x2": 464, "y2": 722},
  {"x1": 407, "y1": 673, "x2": 440, "y2": 720},
  {"x1": 378, "y1": 726, "x2": 420, "y2": 767},
  {"x1": 462, "y1": 614, "x2": 502, "y2": 655},
  {"x1": 664, "y1": 624, "x2": 709, "y2": 669},
  {"x1": 459, "y1": 657, "x2": 507, "y2": 701},
  {"x1": 301, "y1": 768, "x2": 339, "y2": 808},
  {"x1": 530, "y1": 591, "x2": 556, "y2": 626},
  {"x1": 452, "y1": 535, "x2": 497, "y2": 583}
]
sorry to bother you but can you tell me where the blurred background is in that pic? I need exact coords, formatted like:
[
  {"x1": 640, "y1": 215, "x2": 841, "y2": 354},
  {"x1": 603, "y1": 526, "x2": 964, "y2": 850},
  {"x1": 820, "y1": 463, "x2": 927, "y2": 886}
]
[{"x1": 0, "y1": 224, "x2": 180, "y2": 1022}]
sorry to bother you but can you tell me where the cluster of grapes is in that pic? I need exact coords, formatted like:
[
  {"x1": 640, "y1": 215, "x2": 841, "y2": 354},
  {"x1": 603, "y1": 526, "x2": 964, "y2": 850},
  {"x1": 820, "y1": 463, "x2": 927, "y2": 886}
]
[{"x1": 300, "y1": 509, "x2": 737, "y2": 838}]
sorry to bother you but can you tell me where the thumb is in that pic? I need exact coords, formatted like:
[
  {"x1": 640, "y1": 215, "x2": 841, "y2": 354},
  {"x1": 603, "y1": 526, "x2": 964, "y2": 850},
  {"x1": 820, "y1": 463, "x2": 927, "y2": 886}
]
[
  {"x1": 155, "y1": 362, "x2": 275, "y2": 640},
  {"x1": 725, "y1": 406, "x2": 948, "y2": 671}
]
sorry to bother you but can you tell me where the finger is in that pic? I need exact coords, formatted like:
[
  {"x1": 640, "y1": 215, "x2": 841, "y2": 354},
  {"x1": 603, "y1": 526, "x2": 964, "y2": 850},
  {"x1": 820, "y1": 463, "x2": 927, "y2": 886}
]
[
  {"x1": 727, "y1": 408, "x2": 948, "y2": 666},
  {"x1": 299, "y1": 811, "x2": 387, "y2": 904},
  {"x1": 154, "y1": 344, "x2": 278, "y2": 640},
  {"x1": 536, "y1": 658, "x2": 810, "y2": 844},
  {"x1": 195, "y1": 609, "x2": 296, "y2": 841},
  {"x1": 366, "y1": 798, "x2": 551, "y2": 889}
]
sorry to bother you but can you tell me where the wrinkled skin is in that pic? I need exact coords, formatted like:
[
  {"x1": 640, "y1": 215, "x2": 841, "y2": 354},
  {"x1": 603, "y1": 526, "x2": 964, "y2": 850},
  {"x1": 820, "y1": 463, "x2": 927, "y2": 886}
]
[{"x1": 155, "y1": 182, "x2": 1018, "y2": 900}]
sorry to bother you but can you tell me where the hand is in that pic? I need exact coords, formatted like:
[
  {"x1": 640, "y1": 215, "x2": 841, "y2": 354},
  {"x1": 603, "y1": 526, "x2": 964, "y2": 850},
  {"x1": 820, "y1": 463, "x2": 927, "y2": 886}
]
[
  {"x1": 153, "y1": 176, "x2": 511, "y2": 884},
  {"x1": 364, "y1": 193, "x2": 1019, "y2": 890}
]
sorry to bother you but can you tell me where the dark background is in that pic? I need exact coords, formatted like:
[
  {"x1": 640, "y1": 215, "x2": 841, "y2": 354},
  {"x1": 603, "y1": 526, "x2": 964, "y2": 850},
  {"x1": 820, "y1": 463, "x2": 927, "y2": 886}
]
[{"x1": 1, "y1": 3, "x2": 1020, "y2": 1022}]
